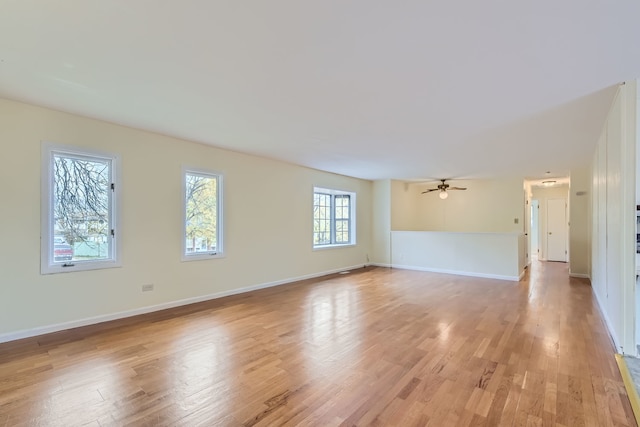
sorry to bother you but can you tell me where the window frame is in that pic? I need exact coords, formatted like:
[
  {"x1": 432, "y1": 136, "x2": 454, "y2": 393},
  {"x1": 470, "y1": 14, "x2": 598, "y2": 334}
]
[
  {"x1": 41, "y1": 142, "x2": 121, "y2": 274},
  {"x1": 313, "y1": 187, "x2": 356, "y2": 249},
  {"x1": 182, "y1": 167, "x2": 224, "y2": 262}
]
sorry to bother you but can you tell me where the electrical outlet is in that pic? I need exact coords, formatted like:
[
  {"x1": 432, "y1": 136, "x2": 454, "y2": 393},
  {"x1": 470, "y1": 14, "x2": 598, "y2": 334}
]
[{"x1": 142, "y1": 284, "x2": 154, "y2": 292}]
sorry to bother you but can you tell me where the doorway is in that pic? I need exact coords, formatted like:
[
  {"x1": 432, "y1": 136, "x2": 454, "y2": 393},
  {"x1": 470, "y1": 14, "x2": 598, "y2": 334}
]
[{"x1": 547, "y1": 198, "x2": 568, "y2": 262}]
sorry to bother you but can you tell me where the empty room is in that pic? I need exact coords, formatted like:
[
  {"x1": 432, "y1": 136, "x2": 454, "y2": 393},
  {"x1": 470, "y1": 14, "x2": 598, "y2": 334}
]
[{"x1": 1, "y1": 1, "x2": 640, "y2": 426}]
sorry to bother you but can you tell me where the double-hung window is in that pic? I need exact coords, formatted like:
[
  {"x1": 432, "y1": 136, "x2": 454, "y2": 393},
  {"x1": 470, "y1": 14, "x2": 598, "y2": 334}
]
[
  {"x1": 183, "y1": 169, "x2": 223, "y2": 260},
  {"x1": 41, "y1": 143, "x2": 120, "y2": 274},
  {"x1": 313, "y1": 187, "x2": 356, "y2": 248}
]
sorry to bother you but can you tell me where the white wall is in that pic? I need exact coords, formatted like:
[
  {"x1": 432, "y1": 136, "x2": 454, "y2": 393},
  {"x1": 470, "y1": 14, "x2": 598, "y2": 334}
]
[
  {"x1": 391, "y1": 231, "x2": 524, "y2": 280},
  {"x1": 637, "y1": 79, "x2": 640, "y2": 204},
  {"x1": 531, "y1": 185, "x2": 569, "y2": 261},
  {"x1": 0, "y1": 98, "x2": 373, "y2": 340},
  {"x1": 591, "y1": 82, "x2": 636, "y2": 354},
  {"x1": 392, "y1": 178, "x2": 525, "y2": 233}
]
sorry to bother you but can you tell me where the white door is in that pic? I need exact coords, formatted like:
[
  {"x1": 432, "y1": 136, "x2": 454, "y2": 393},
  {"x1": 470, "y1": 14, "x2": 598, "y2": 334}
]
[{"x1": 547, "y1": 198, "x2": 567, "y2": 262}]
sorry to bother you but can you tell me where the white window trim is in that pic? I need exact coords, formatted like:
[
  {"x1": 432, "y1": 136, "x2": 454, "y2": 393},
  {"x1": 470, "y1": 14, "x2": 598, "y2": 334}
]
[
  {"x1": 41, "y1": 142, "x2": 121, "y2": 274},
  {"x1": 182, "y1": 167, "x2": 224, "y2": 262},
  {"x1": 313, "y1": 186, "x2": 357, "y2": 249}
]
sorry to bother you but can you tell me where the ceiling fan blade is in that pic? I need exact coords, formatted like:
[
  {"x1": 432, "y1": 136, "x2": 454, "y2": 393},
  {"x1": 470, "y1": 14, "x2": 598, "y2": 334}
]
[
  {"x1": 448, "y1": 187, "x2": 467, "y2": 191},
  {"x1": 421, "y1": 188, "x2": 439, "y2": 193}
]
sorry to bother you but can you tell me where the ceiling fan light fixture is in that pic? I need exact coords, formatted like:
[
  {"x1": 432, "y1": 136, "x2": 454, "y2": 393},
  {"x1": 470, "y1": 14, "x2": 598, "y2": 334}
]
[{"x1": 421, "y1": 179, "x2": 466, "y2": 197}]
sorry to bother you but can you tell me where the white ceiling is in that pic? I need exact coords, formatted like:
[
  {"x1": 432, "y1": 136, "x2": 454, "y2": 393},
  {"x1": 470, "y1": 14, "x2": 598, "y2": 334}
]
[{"x1": 1, "y1": 1, "x2": 639, "y2": 181}]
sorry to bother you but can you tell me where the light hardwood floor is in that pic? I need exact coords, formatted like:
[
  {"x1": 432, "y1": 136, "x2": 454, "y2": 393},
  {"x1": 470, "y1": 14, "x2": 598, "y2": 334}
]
[{"x1": 0, "y1": 262, "x2": 636, "y2": 426}]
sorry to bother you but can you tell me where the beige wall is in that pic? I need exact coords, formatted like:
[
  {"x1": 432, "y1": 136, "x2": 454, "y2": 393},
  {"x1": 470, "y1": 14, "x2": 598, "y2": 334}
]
[
  {"x1": 391, "y1": 178, "x2": 525, "y2": 233},
  {"x1": 390, "y1": 180, "x2": 418, "y2": 230},
  {"x1": 569, "y1": 167, "x2": 591, "y2": 277},
  {"x1": 371, "y1": 179, "x2": 391, "y2": 266},
  {"x1": 0, "y1": 98, "x2": 373, "y2": 338}
]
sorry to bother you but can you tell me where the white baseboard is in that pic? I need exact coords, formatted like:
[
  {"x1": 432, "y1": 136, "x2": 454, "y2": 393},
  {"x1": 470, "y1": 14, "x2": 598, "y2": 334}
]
[
  {"x1": 591, "y1": 287, "x2": 622, "y2": 353},
  {"x1": 370, "y1": 262, "x2": 391, "y2": 268},
  {"x1": 390, "y1": 264, "x2": 520, "y2": 282},
  {"x1": 0, "y1": 264, "x2": 366, "y2": 344}
]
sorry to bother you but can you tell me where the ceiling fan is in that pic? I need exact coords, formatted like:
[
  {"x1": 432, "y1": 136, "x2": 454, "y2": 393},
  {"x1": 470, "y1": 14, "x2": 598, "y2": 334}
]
[{"x1": 421, "y1": 179, "x2": 467, "y2": 199}]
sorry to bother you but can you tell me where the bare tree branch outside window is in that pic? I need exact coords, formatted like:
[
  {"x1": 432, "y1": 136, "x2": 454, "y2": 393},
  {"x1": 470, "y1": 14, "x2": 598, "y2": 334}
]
[{"x1": 53, "y1": 154, "x2": 110, "y2": 260}]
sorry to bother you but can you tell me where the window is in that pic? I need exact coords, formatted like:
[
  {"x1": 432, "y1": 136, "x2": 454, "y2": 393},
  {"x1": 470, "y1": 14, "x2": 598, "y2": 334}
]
[
  {"x1": 41, "y1": 143, "x2": 119, "y2": 274},
  {"x1": 313, "y1": 187, "x2": 356, "y2": 248},
  {"x1": 183, "y1": 169, "x2": 223, "y2": 260}
]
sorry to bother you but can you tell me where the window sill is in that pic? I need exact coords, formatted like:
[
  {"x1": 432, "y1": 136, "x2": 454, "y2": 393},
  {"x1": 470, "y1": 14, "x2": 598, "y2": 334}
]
[
  {"x1": 313, "y1": 243, "x2": 356, "y2": 251},
  {"x1": 41, "y1": 260, "x2": 122, "y2": 275},
  {"x1": 181, "y1": 252, "x2": 225, "y2": 262}
]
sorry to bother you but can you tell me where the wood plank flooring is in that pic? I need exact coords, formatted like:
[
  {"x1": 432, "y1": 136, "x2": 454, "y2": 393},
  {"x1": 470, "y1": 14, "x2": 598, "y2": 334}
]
[{"x1": 0, "y1": 261, "x2": 636, "y2": 426}]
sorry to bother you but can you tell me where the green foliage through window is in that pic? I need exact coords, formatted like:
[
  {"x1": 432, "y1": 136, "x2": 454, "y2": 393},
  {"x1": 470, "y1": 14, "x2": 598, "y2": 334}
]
[{"x1": 185, "y1": 172, "x2": 219, "y2": 255}]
